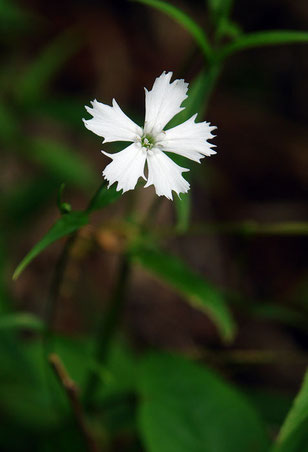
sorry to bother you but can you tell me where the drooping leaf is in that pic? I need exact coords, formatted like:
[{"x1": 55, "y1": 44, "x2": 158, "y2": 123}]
[
  {"x1": 130, "y1": 245, "x2": 236, "y2": 342},
  {"x1": 138, "y1": 353, "x2": 269, "y2": 452},
  {"x1": 273, "y1": 369, "x2": 308, "y2": 452},
  {"x1": 13, "y1": 211, "x2": 89, "y2": 280},
  {"x1": 134, "y1": 0, "x2": 212, "y2": 59},
  {"x1": 219, "y1": 30, "x2": 308, "y2": 59}
]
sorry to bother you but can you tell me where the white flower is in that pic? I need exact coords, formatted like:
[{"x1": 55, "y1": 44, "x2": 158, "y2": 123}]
[{"x1": 83, "y1": 71, "x2": 216, "y2": 200}]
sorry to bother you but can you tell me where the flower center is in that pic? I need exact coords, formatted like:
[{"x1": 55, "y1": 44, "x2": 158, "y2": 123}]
[{"x1": 141, "y1": 134, "x2": 155, "y2": 150}]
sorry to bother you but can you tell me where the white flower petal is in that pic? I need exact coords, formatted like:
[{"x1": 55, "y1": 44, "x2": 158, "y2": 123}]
[
  {"x1": 102, "y1": 143, "x2": 146, "y2": 193},
  {"x1": 144, "y1": 148, "x2": 190, "y2": 200},
  {"x1": 83, "y1": 99, "x2": 142, "y2": 143},
  {"x1": 144, "y1": 71, "x2": 188, "y2": 136},
  {"x1": 157, "y1": 114, "x2": 217, "y2": 162}
]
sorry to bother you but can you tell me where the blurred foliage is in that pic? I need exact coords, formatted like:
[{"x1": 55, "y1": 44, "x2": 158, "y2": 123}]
[
  {"x1": 130, "y1": 244, "x2": 236, "y2": 342},
  {"x1": 1, "y1": 0, "x2": 308, "y2": 450},
  {"x1": 138, "y1": 353, "x2": 269, "y2": 452}
]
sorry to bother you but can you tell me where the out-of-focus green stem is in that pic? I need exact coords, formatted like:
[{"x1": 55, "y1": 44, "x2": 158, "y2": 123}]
[
  {"x1": 44, "y1": 180, "x2": 107, "y2": 339},
  {"x1": 84, "y1": 255, "x2": 131, "y2": 406},
  {"x1": 217, "y1": 30, "x2": 308, "y2": 61},
  {"x1": 198, "y1": 61, "x2": 222, "y2": 115},
  {"x1": 155, "y1": 221, "x2": 308, "y2": 237},
  {"x1": 44, "y1": 232, "x2": 77, "y2": 339}
]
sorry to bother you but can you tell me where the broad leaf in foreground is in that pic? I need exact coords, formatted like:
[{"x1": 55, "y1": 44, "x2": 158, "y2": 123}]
[{"x1": 138, "y1": 353, "x2": 269, "y2": 452}]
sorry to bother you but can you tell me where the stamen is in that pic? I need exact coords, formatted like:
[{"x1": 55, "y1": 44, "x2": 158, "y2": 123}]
[{"x1": 141, "y1": 134, "x2": 155, "y2": 150}]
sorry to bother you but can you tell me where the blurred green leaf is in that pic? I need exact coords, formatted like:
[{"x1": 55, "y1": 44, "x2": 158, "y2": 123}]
[
  {"x1": 219, "y1": 30, "x2": 308, "y2": 59},
  {"x1": 247, "y1": 389, "x2": 292, "y2": 428},
  {"x1": 15, "y1": 29, "x2": 81, "y2": 105},
  {"x1": 13, "y1": 211, "x2": 89, "y2": 280},
  {"x1": 49, "y1": 335, "x2": 93, "y2": 387},
  {"x1": 0, "y1": 313, "x2": 44, "y2": 331},
  {"x1": 273, "y1": 369, "x2": 308, "y2": 452},
  {"x1": 174, "y1": 192, "x2": 191, "y2": 232},
  {"x1": 0, "y1": 336, "x2": 63, "y2": 432},
  {"x1": 86, "y1": 181, "x2": 122, "y2": 213},
  {"x1": 251, "y1": 303, "x2": 308, "y2": 331},
  {"x1": 0, "y1": 0, "x2": 32, "y2": 32},
  {"x1": 33, "y1": 97, "x2": 86, "y2": 127},
  {"x1": 134, "y1": 0, "x2": 212, "y2": 59},
  {"x1": 138, "y1": 353, "x2": 269, "y2": 452},
  {"x1": 130, "y1": 245, "x2": 236, "y2": 342},
  {"x1": 28, "y1": 138, "x2": 96, "y2": 189}
]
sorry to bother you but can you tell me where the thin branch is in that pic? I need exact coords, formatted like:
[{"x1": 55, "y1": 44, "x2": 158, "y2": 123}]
[{"x1": 49, "y1": 353, "x2": 99, "y2": 452}]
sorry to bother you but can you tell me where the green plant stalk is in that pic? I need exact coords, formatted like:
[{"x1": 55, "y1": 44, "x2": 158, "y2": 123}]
[
  {"x1": 43, "y1": 232, "x2": 77, "y2": 344},
  {"x1": 83, "y1": 255, "x2": 131, "y2": 406},
  {"x1": 43, "y1": 180, "x2": 108, "y2": 340}
]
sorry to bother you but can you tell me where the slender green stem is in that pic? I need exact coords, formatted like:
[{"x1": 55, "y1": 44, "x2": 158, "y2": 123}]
[
  {"x1": 43, "y1": 231, "x2": 77, "y2": 348},
  {"x1": 84, "y1": 255, "x2": 131, "y2": 406},
  {"x1": 44, "y1": 180, "x2": 108, "y2": 336},
  {"x1": 154, "y1": 221, "x2": 308, "y2": 237}
]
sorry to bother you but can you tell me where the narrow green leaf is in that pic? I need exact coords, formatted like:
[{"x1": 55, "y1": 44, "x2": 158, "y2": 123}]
[
  {"x1": 219, "y1": 30, "x2": 308, "y2": 59},
  {"x1": 130, "y1": 245, "x2": 236, "y2": 342},
  {"x1": 28, "y1": 137, "x2": 97, "y2": 189},
  {"x1": 273, "y1": 369, "x2": 308, "y2": 452},
  {"x1": 134, "y1": 0, "x2": 212, "y2": 59},
  {"x1": 0, "y1": 313, "x2": 44, "y2": 331},
  {"x1": 87, "y1": 181, "x2": 122, "y2": 213},
  {"x1": 138, "y1": 353, "x2": 269, "y2": 452},
  {"x1": 13, "y1": 211, "x2": 89, "y2": 280},
  {"x1": 174, "y1": 192, "x2": 191, "y2": 232}
]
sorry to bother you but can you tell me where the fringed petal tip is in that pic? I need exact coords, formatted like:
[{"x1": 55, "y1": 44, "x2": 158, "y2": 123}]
[
  {"x1": 144, "y1": 71, "x2": 189, "y2": 135},
  {"x1": 83, "y1": 98, "x2": 142, "y2": 143}
]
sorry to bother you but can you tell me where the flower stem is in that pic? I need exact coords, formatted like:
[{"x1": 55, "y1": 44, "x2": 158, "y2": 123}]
[
  {"x1": 49, "y1": 353, "x2": 99, "y2": 452},
  {"x1": 83, "y1": 254, "x2": 131, "y2": 406}
]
